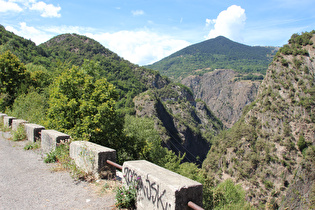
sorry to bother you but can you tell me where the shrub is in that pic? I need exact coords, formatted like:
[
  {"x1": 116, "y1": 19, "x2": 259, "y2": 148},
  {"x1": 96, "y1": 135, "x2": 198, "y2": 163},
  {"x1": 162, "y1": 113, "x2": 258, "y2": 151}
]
[
  {"x1": 115, "y1": 177, "x2": 139, "y2": 209},
  {"x1": 12, "y1": 125, "x2": 27, "y2": 141},
  {"x1": 297, "y1": 134, "x2": 307, "y2": 152}
]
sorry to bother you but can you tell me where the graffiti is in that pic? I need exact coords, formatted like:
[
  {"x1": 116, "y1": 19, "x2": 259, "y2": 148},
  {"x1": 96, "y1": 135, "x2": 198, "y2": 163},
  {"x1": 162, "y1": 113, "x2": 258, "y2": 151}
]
[{"x1": 124, "y1": 167, "x2": 172, "y2": 210}]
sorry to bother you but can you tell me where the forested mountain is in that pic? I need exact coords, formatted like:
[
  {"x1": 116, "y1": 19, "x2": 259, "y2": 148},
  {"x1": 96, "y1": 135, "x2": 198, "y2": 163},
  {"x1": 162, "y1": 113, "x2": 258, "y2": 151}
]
[
  {"x1": 0, "y1": 25, "x2": 222, "y2": 165},
  {"x1": 203, "y1": 31, "x2": 315, "y2": 209},
  {"x1": 147, "y1": 36, "x2": 277, "y2": 81}
]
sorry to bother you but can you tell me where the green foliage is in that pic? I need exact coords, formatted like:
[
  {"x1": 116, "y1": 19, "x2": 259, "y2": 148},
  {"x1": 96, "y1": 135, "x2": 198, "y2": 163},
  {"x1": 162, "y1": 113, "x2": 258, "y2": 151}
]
[
  {"x1": 297, "y1": 134, "x2": 307, "y2": 152},
  {"x1": 275, "y1": 31, "x2": 315, "y2": 60},
  {"x1": 12, "y1": 125, "x2": 27, "y2": 141},
  {"x1": 0, "y1": 25, "x2": 49, "y2": 66},
  {"x1": 202, "y1": 179, "x2": 254, "y2": 210},
  {"x1": 7, "y1": 91, "x2": 47, "y2": 125},
  {"x1": 115, "y1": 178, "x2": 139, "y2": 209},
  {"x1": 24, "y1": 141, "x2": 40, "y2": 150},
  {"x1": 0, "y1": 51, "x2": 31, "y2": 110},
  {"x1": 123, "y1": 115, "x2": 167, "y2": 163},
  {"x1": 44, "y1": 150, "x2": 57, "y2": 163},
  {"x1": 47, "y1": 64, "x2": 124, "y2": 150}
]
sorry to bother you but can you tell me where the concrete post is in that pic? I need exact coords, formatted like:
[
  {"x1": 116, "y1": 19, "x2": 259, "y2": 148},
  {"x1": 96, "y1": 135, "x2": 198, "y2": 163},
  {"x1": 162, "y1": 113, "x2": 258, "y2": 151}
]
[
  {"x1": 0, "y1": 113, "x2": 7, "y2": 119},
  {"x1": 24, "y1": 123, "x2": 45, "y2": 142},
  {"x1": 11, "y1": 119, "x2": 28, "y2": 131},
  {"x1": 70, "y1": 141, "x2": 116, "y2": 179},
  {"x1": 3, "y1": 116, "x2": 16, "y2": 128},
  {"x1": 41, "y1": 130, "x2": 70, "y2": 153},
  {"x1": 122, "y1": 160, "x2": 203, "y2": 210}
]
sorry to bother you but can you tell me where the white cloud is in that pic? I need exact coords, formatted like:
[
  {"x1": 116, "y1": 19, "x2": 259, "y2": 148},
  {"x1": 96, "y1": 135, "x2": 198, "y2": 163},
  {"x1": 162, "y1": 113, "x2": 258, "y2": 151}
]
[
  {"x1": 30, "y1": 1, "x2": 61, "y2": 18},
  {"x1": 0, "y1": 0, "x2": 23, "y2": 12},
  {"x1": 205, "y1": 5, "x2": 246, "y2": 42},
  {"x1": 5, "y1": 22, "x2": 53, "y2": 44},
  {"x1": 85, "y1": 30, "x2": 190, "y2": 65},
  {"x1": 131, "y1": 10, "x2": 144, "y2": 16}
]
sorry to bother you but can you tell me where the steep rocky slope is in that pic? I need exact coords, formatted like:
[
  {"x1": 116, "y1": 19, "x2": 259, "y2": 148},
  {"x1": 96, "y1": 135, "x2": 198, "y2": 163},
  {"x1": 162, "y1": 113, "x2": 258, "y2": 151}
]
[
  {"x1": 133, "y1": 83, "x2": 223, "y2": 164},
  {"x1": 203, "y1": 31, "x2": 315, "y2": 209},
  {"x1": 182, "y1": 69, "x2": 260, "y2": 128}
]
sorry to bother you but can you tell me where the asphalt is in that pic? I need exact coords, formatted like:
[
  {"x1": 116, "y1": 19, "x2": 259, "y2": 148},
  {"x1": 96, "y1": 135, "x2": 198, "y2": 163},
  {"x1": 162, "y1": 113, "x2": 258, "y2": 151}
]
[{"x1": 0, "y1": 131, "x2": 116, "y2": 210}]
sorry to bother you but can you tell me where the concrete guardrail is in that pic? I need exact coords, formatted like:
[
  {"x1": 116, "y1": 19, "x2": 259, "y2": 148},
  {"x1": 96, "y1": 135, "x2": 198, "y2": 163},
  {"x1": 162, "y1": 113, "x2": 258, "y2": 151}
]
[
  {"x1": 41, "y1": 130, "x2": 70, "y2": 153},
  {"x1": 123, "y1": 160, "x2": 203, "y2": 210},
  {"x1": 24, "y1": 123, "x2": 45, "y2": 142},
  {"x1": 70, "y1": 141, "x2": 116, "y2": 179}
]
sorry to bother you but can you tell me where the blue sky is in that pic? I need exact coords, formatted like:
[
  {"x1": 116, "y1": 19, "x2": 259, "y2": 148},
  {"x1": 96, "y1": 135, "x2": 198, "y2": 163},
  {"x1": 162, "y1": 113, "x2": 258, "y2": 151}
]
[{"x1": 1, "y1": 0, "x2": 315, "y2": 65}]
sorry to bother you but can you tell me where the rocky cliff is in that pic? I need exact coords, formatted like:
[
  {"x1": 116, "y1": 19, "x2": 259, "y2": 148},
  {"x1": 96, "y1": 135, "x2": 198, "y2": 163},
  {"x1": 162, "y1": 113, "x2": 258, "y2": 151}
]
[
  {"x1": 133, "y1": 83, "x2": 223, "y2": 164},
  {"x1": 203, "y1": 31, "x2": 315, "y2": 209},
  {"x1": 182, "y1": 69, "x2": 260, "y2": 128}
]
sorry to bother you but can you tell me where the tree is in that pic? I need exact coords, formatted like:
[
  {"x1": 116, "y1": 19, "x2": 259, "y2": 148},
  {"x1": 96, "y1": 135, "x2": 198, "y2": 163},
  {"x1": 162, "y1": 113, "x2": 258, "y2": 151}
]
[
  {"x1": 46, "y1": 64, "x2": 124, "y2": 149},
  {"x1": 0, "y1": 51, "x2": 30, "y2": 111}
]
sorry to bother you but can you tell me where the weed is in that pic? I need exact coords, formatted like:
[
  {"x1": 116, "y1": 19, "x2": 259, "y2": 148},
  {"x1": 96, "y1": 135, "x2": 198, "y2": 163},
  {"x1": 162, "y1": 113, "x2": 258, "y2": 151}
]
[
  {"x1": 24, "y1": 141, "x2": 40, "y2": 150},
  {"x1": 12, "y1": 125, "x2": 27, "y2": 141},
  {"x1": 44, "y1": 150, "x2": 57, "y2": 163},
  {"x1": 115, "y1": 177, "x2": 140, "y2": 209},
  {"x1": 43, "y1": 142, "x2": 91, "y2": 181}
]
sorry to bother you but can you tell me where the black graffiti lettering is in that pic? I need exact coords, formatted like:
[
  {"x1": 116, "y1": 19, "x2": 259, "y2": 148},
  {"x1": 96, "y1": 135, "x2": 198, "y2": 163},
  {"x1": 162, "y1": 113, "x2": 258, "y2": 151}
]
[
  {"x1": 123, "y1": 169, "x2": 170, "y2": 209},
  {"x1": 151, "y1": 182, "x2": 157, "y2": 204},
  {"x1": 157, "y1": 188, "x2": 166, "y2": 209},
  {"x1": 146, "y1": 175, "x2": 151, "y2": 201}
]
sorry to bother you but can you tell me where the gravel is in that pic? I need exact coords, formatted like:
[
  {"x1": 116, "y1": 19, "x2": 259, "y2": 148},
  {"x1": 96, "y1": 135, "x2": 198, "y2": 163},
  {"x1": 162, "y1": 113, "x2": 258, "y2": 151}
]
[{"x1": 0, "y1": 132, "x2": 116, "y2": 210}]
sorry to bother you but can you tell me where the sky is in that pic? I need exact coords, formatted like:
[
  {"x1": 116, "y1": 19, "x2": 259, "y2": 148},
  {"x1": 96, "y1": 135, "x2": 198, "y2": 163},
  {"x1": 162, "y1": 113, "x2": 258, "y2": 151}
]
[{"x1": 1, "y1": 0, "x2": 315, "y2": 65}]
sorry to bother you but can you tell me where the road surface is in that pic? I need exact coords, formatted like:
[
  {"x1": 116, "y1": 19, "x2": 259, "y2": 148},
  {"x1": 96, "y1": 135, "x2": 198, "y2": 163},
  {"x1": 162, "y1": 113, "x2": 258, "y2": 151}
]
[{"x1": 0, "y1": 132, "x2": 116, "y2": 210}]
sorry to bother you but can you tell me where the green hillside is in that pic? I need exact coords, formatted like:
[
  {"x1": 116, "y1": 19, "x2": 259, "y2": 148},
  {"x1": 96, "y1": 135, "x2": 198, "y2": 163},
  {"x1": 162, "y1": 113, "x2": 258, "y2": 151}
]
[
  {"x1": 0, "y1": 26, "x2": 223, "y2": 167},
  {"x1": 147, "y1": 36, "x2": 277, "y2": 81}
]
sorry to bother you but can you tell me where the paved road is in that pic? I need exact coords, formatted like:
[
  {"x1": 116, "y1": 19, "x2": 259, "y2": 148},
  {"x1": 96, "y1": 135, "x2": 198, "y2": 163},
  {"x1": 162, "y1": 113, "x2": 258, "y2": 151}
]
[{"x1": 0, "y1": 132, "x2": 116, "y2": 210}]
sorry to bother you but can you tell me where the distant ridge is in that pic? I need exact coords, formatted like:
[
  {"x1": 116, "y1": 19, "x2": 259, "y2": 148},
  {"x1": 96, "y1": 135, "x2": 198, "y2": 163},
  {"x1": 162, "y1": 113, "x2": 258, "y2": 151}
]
[{"x1": 147, "y1": 36, "x2": 277, "y2": 81}]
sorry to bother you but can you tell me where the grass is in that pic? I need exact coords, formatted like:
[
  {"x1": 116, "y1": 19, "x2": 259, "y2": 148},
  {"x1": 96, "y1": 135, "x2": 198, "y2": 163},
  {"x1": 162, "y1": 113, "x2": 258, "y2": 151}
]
[
  {"x1": 12, "y1": 125, "x2": 27, "y2": 141},
  {"x1": 44, "y1": 142, "x2": 96, "y2": 181}
]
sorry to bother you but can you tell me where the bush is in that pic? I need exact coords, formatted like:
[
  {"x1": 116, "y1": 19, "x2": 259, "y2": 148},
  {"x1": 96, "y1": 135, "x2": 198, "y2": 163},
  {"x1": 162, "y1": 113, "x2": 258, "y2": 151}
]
[
  {"x1": 0, "y1": 51, "x2": 31, "y2": 110},
  {"x1": 7, "y1": 91, "x2": 47, "y2": 125},
  {"x1": 115, "y1": 177, "x2": 139, "y2": 209},
  {"x1": 12, "y1": 125, "x2": 26, "y2": 141},
  {"x1": 297, "y1": 134, "x2": 307, "y2": 152}
]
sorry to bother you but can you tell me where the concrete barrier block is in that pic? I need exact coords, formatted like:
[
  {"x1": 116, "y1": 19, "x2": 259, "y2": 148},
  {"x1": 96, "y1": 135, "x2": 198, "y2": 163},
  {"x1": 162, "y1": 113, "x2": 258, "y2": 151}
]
[
  {"x1": 0, "y1": 113, "x2": 7, "y2": 119},
  {"x1": 41, "y1": 130, "x2": 70, "y2": 153},
  {"x1": 24, "y1": 123, "x2": 45, "y2": 142},
  {"x1": 12, "y1": 119, "x2": 28, "y2": 131},
  {"x1": 70, "y1": 141, "x2": 116, "y2": 179},
  {"x1": 122, "y1": 160, "x2": 203, "y2": 210},
  {"x1": 3, "y1": 116, "x2": 16, "y2": 127}
]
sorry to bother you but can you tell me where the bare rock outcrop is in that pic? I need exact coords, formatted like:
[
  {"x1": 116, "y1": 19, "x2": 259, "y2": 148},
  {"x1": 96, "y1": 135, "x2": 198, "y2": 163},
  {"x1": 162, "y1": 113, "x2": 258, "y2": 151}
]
[{"x1": 182, "y1": 69, "x2": 260, "y2": 128}]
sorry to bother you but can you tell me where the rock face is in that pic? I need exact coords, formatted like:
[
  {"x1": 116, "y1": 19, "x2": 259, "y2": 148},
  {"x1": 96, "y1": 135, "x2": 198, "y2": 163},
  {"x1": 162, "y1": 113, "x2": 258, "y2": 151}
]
[
  {"x1": 182, "y1": 69, "x2": 260, "y2": 128},
  {"x1": 133, "y1": 84, "x2": 223, "y2": 164},
  {"x1": 202, "y1": 32, "x2": 315, "y2": 209}
]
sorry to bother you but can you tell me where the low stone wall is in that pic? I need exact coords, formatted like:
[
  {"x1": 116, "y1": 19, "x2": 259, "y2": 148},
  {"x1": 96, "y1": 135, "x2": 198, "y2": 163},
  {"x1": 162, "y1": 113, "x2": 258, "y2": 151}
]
[
  {"x1": 3, "y1": 116, "x2": 16, "y2": 127},
  {"x1": 123, "y1": 160, "x2": 203, "y2": 210},
  {"x1": 24, "y1": 123, "x2": 45, "y2": 142},
  {"x1": 12, "y1": 119, "x2": 28, "y2": 131},
  {"x1": 70, "y1": 141, "x2": 116, "y2": 179},
  {"x1": 41, "y1": 130, "x2": 70, "y2": 153}
]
